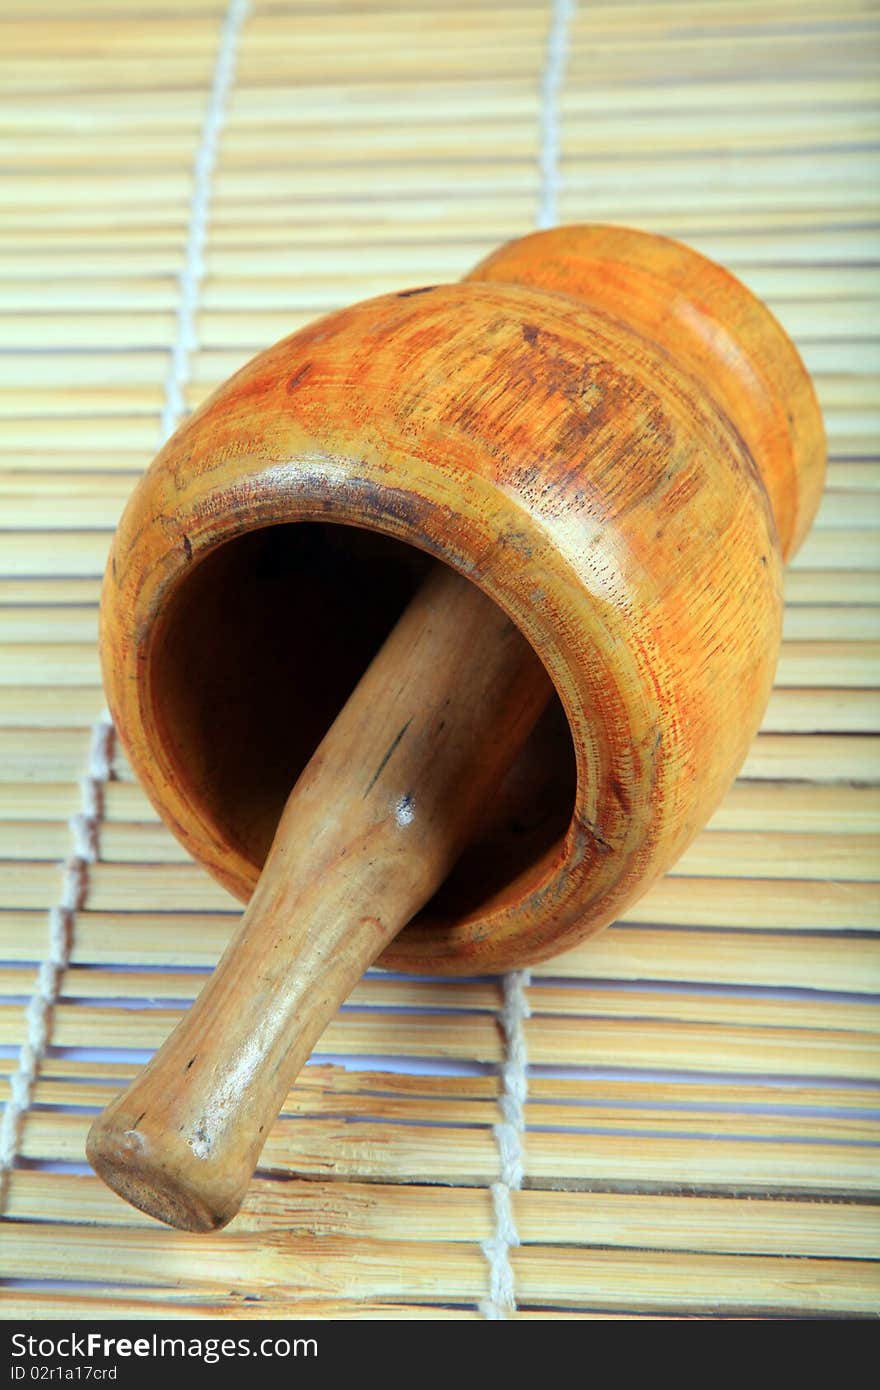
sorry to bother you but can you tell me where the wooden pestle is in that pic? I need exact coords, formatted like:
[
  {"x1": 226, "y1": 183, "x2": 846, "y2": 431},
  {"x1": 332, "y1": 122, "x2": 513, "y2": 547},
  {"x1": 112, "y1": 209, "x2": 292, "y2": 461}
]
[{"x1": 86, "y1": 563, "x2": 553, "y2": 1231}]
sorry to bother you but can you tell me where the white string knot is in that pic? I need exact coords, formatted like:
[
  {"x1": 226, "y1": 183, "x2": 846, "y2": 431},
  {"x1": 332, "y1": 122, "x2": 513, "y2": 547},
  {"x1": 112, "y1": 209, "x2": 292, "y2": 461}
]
[
  {"x1": 159, "y1": 0, "x2": 250, "y2": 450},
  {"x1": 481, "y1": 967, "x2": 532, "y2": 1317}
]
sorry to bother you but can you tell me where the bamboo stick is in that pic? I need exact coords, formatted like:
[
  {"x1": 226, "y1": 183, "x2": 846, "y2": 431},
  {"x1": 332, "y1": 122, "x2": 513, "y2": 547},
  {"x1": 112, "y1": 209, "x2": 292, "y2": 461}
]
[
  {"x1": 812, "y1": 494, "x2": 880, "y2": 529},
  {"x1": 710, "y1": 782, "x2": 880, "y2": 831},
  {"x1": 761, "y1": 689, "x2": 880, "y2": 732},
  {"x1": 0, "y1": 645, "x2": 100, "y2": 683},
  {"x1": 740, "y1": 734, "x2": 880, "y2": 780},
  {"x1": 2, "y1": 2, "x2": 871, "y2": 27},
  {"x1": 782, "y1": 609, "x2": 880, "y2": 641},
  {"x1": 0, "y1": 608, "x2": 99, "y2": 641},
  {"x1": 0, "y1": 689, "x2": 107, "y2": 727},
  {"x1": 1, "y1": 156, "x2": 875, "y2": 213},
  {"x1": 2, "y1": 1, "x2": 870, "y2": 52},
  {"x1": 0, "y1": 450, "x2": 150, "y2": 473},
  {"x1": 0, "y1": 730, "x2": 115, "y2": 780},
  {"x1": 4, "y1": 962, "x2": 879, "y2": 1033},
  {"x1": 826, "y1": 464, "x2": 880, "y2": 492},
  {"x1": 2, "y1": 858, "x2": 877, "y2": 930},
  {"x1": 546, "y1": 925, "x2": 880, "y2": 991},
  {"x1": 15, "y1": 1215, "x2": 874, "y2": 1316},
  {"x1": 510, "y1": 1247, "x2": 880, "y2": 1315},
  {"x1": 1, "y1": 907, "x2": 877, "y2": 991},
  {"x1": 20, "y1": 1045, "x2": 880, "y2": 1117},
  {"x1": 6, "y1": 110, "x2": 880, "y2": 170},
  {"x1": 0, "y1": 1291, "x2": 691, "y2": 1321},
  {"x1": 618, "y1": 876, "x2": 880, "y2": 930},
  {"x1": 11, "y1": 1110, "x2": 880, "y2": 1198},
  {"x1": 785, "y1": 571, "x2": 880, "y2": 604},
  {"x1": 8, "y1": 1074, "x2": 880, "y2": 1146},
  {"x1": 0, "y1": 92, "x2": 867, "y2": 141},
  {"x1": 4, "y1": 1169, "x2": 879, "y2": 1261},
  {"x1": 673, "y1": 831, "x2": 880, "y2": 880},
  {"x1": 1, "y1": 1001, "x2": 876, "y2": 1080},
  {"x1": 5, "y1": 1055, "x2": 877, "y2": 1120},
  {"x1": 3, "y1": 26, "x2": 873, "y2": 70},
  {"x1": 13, "y1": 1056, "x2": 880, "y2": 1116},
  {"x1": 0, "y1": 784, "x2": 89, "y2": 818},
  {"x1": 4, "y1": 1072, "x2": 875, "y2": 1144},
  {"x1": 0, "y1": 1289, "x2": 483, "y2": 1320},
  {"x1": 0, "y1": 534, "x2": 111, "y2": 578},
  {"x1": 2, "y1": 224, "x2": 877, "y2": 272},
  {"x1": 4, "y1": 115, "x2": 880, "y2": 171},
  {"x1": 4, "y1": 48, "x2": 872, "y2": 101}
]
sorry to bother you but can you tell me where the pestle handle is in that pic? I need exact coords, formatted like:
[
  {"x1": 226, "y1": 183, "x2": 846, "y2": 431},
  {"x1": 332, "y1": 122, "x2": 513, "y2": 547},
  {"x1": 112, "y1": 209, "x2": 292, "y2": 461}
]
[{"x1": 86, "y1": 564, "x2": 552, "y2": 1230}]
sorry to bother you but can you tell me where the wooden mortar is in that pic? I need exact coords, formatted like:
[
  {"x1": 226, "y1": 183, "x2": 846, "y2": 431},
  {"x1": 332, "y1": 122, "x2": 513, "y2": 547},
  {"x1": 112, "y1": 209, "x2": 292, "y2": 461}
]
[{"x1": 86, "y1": 224, "x2": 826, "y2": 1231}]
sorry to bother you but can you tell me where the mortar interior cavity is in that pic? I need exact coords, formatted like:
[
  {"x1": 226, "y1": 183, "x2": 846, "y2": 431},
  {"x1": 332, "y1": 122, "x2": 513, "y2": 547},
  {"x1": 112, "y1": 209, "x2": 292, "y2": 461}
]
[{"x1": 150, "y1": 522, "x2": 577, "y2": 925}]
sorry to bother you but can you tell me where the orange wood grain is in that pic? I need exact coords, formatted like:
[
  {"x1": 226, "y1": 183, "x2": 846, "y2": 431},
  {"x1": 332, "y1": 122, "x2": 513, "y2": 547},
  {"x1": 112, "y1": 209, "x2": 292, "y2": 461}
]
[{"x1": 101, "y1": 226, "x2": 822, "y2": 974}]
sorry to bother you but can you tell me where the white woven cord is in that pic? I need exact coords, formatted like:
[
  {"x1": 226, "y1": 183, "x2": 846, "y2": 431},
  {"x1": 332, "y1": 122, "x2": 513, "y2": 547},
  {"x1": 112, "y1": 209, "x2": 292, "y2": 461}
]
[
  {"x1": 0, "y1": 0, "x2": 250, "y2": 1213},
  {"x1": 0, "y1": 715, "x2": 114, "y2": 1208},
  {"x1": 537, "y1": 0, "x2": 577, "y2": 231},
  {"x1": 480, "y1": 0, "x2": 576, "y2": 1319},
  {"x1": 160, "y1": 0, "x2": 251, "y2": 442},
  {"x1": 480, "y1": 970, "x2": 533, "y2": 1318}
]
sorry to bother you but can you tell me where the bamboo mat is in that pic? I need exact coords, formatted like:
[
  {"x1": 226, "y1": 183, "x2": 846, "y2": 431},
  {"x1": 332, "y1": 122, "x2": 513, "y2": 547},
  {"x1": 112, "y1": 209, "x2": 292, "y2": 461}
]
[{"x1": 1, "y1": 0, "x2": 879, "y2": 1320}]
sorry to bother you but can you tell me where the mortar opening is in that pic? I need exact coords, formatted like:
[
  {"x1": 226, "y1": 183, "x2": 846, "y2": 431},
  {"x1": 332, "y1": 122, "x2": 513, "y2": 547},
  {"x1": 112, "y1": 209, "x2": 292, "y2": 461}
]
[{"x1": 151, "y1": 522, "x2": 577, "y2": 926}]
